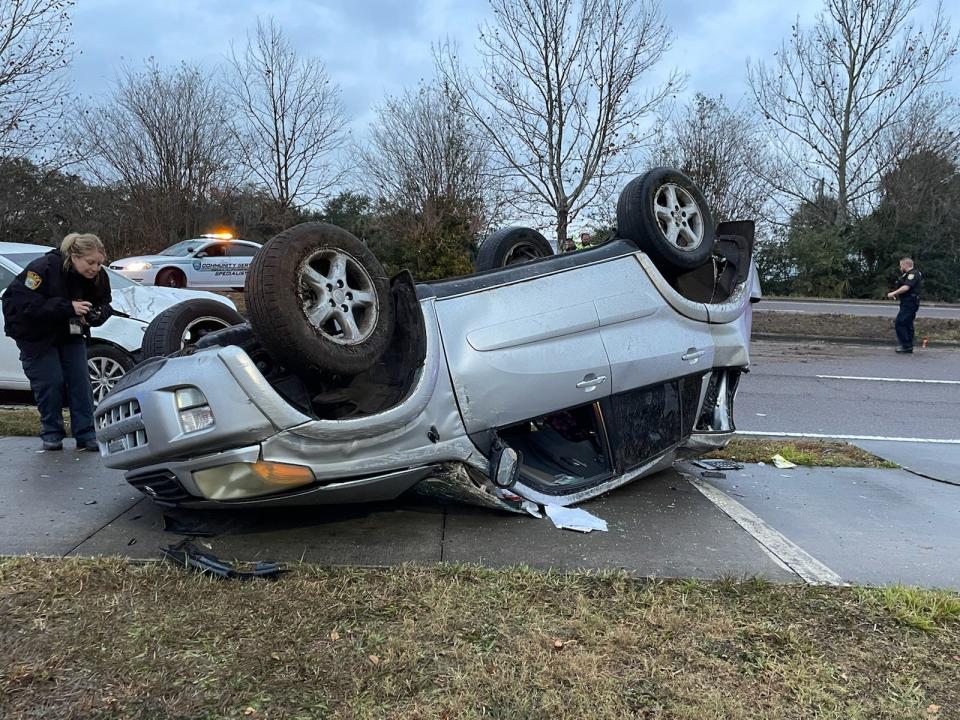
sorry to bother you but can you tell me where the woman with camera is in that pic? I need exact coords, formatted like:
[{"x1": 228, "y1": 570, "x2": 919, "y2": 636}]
[{"x1": 2, "y1": 233, "x2": 113, "y2": 451}]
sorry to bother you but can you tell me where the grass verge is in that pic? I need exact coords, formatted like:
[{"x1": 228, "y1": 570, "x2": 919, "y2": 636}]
[
  {"x1": 753, "y1": 311, "x2": 960, "y2": 344},
  {"x1": 0, "y1": 406, "x2": 62, "y2": 438},
  {"x1": 1, "y1": 558, "x2": 957, "y2": 719},
  {"x1": 706, "y1": 437, "x2": 899, "y2": 468}
]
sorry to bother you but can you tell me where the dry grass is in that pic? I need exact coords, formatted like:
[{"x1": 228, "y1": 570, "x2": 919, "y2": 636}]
[
  {"x1": 0, "y1": 406, "x2": 65, "y2": 438},
  {"x1": 1, "y1": 558, "x2": 957, "y2": 720},
  {"x1": 706, "y1": 437, "x2": 899, "y2": 468},
  {"x1": 753, "y1": 312, "x2": 960, "y2": 344}
]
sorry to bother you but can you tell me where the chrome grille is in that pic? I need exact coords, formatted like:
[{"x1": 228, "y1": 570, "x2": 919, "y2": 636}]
[{"x1": 95, "y1": 398, "x2": 148, "y2": 454}]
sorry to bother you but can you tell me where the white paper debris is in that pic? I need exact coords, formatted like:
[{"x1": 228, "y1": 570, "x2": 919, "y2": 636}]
[
  {"x1": 521, "y1": 500, "x2": 543, "y2": 518},
  {"x1": 544, "y1": 504, "x2": 608, "y2": 533}
]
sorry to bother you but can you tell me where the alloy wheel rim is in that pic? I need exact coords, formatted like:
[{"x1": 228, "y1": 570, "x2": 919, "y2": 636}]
[
  {"x1": 299, "y1": 248, "x2": 379, "y2": 346},
  {"x1": 88, "y1": 356, "x2": 126, "y2": 405},
  {"x1": 653, "y1": 183, "x2": 704, "y2": 251}
]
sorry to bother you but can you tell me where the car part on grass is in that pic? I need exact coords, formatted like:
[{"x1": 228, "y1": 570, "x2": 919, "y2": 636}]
[
  {"x1": 475, "y1": 226, "x2": 554, "y2": 270},
  {"x1": 141, "y1": 299, "x2": 246, "y2": 359},
  {"x1": 616, "y1": 167, "x2": 715, "y2": 271},
  {"x1": 160, "y1": 540, "x2": 283, "y2": 580},
  {"x1": 246, "y1": 222, "x2": 395, "y2": 377},
  {"x1": 86, "y1": 343, "x2": 135, "y2": 406}
]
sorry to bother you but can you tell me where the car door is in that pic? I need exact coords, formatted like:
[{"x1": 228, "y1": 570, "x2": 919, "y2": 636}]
[
  {"x1": 191, "y1": 242, "x2": 230, "y2": 288},
  {"x1": 432, "y1": 260, "x2": 613, "y2": 435},
  {"x1": 593, "y1": 254, "x2": 716, "y2": 472},
  {"x1": 0, "y1": 261, "x2": 30, "y2": 389},
  {"x1": 224, "y1": 242, "x2": 257, "y2": 286},
  {"x1": 596, "y1": 254, "x2": 716, "y2": 395}
]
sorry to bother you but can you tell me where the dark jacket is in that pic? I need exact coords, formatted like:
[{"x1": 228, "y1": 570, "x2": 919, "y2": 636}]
[{"x1": 2, "y1": 249, "x2": 112, "y2": 349}]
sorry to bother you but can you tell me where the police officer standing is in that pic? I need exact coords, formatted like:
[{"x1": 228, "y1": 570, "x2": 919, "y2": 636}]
[
  {"x1": 2, "y1": 233, "x2": 113, "y2": 450},
  {"x1": 886, "y1": 257, "x2": 923, "y2": 354}
]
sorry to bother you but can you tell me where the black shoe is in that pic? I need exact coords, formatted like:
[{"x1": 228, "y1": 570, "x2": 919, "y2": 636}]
[
  {"x1": 895, "y1": 346, "x2": 913, "y2": 354},
  {"x1": 77, "y1": 438, "x2": 100, "y2": 451},
  {"x1": 41, "y1": 439, "x2": 63, "y2": 451}
]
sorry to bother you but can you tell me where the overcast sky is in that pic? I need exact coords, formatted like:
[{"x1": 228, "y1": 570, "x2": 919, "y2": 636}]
[{"x1": 69, "y1": 0, "x2": 957, "y2": 128}]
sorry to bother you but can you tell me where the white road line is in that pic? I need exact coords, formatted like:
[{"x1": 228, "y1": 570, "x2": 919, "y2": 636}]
[
  {"x1": 685, "y1": 474, "x2": 845, "y2": 587},
  {"x1": 816, "y1": 374, "x2": 960, "y2": 385},
  {"x1": 737, "y1": 430, "x2": 960, "y2": 444}
]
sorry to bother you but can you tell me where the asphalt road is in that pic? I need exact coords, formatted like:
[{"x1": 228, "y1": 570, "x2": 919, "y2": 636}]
[
  {"x1": 736, "y1": 340, "x2": 960, "y2": 441},
  {"x1": 756, "y1": 298, "x2": 960, "y2": 320}
]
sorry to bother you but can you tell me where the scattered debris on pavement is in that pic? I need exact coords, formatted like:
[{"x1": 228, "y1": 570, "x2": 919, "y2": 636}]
[
  {"x1": 771, "y1": 454, "x2": 798, "y2": 469},
  {"x1": 544, "y1": 504, "x2": 608, "y2": 533}
]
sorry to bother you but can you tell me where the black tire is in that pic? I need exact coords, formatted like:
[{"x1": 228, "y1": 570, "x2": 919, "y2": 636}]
[
  {"x1": 141, "y1": 299, "x2": 246, "y2": 359},
  {"x1": 475, "y1": 227, "x2": 554, "y2": 270},
  {"x1": 616, "y1": 168, "x2": 715, "y2": 270},
  {"x1": 246, "y1": 222, "x2": 394, "y2": 377},
  {"x1": 87, "y1": 344, "x2": 135, "y2": 407},
  {"x1": 155, "y1": 267, "x2": 186, "y2": 288}
]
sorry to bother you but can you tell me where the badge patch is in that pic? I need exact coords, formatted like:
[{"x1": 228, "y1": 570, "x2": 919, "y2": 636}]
[
  {"x1": 24, "y1": 271, "x2": 42, "y2": 290},
  {"x1": 908, "y1": 273, "x2": 915, "y2": 280}
]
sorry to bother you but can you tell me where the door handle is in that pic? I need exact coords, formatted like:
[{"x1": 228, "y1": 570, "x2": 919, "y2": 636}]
[
  {"x1": 682, "y1": 349, "x2": 706, "y2": 362},
  {"x1": 576, "y1": 375, "x2": 607, "y2": 389}
]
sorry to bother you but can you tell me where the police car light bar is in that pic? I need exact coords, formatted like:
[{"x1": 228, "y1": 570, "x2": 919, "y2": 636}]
[{"x1": 201, "y1": 232, "x2": 234, "y2": 240}]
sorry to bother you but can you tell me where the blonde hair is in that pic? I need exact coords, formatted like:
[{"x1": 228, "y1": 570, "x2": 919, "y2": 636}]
[{"x1": 61, "y1": 233, "x2": 107, "y2": 270}]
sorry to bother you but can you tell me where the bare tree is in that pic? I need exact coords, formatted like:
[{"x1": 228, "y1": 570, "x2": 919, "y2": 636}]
[
  {"x1": 0, "y1": 0, "x2": 73, "y2": 159},
  {"x1": 747, "y1": 0, "x2": 958, "y2": 225},
  {"x1": 225, "y1": 18, "x2": 347, "y2": 214},
  {"x1": 74, "y1": 61, "x2": 239, "y2": 244},
  {"x1": 649, "y1": 94, "x2": 775, "y2": 226},
  {"x1": 438, "y1": 0, "x2": 678, "y2": 246},
  {"x1": 359, "y1": 82, "x2": 504, "y2": 237}
]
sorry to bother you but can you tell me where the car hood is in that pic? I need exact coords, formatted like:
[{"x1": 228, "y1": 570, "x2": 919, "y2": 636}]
[
  {"x1": 113, "y1": 254, "x2": 189, "y2": 266},
  {"x1": 111, "y1": 286, "x2": 234, "y2": 323}
]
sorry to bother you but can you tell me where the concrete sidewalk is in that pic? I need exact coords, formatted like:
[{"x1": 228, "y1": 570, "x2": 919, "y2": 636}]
[{"x1": 1, "y1": 437, "x2": 958, "y2": 589}]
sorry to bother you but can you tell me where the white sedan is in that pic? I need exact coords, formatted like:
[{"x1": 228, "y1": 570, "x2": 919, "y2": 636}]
[
  {"x1": 0, "y1": 243, "x2": 241, "y2": 404},
  {"x1": 109, "y1": 234, "x2": 262, "y2": 289}
]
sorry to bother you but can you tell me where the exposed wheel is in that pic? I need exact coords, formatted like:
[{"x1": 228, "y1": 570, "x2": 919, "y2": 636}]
[
  {"x1": 616, "y1": 168, "x2": 715, "y2": 270},
  {"x1": 141, "y1": 299, "x2": 246, "y2": 359},
  {"x1": 475, "y1": 227, "x2": 554, "y2": 270},
  {"x1": 87, "y1": 344, "x2": 135, "y2": 406},
  {"x1": 246, "y1": 222, "x2": 394, "y2": 376},
  {"x1": 155, "y1": 268, "x2": 186, "y2": 288}
]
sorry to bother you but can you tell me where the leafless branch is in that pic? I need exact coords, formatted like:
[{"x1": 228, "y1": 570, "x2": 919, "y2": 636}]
[
  {"x1": 224, "y1": 18, "x2": 348, "y2": 212},
  {"x1": 437, "y1": 0, "x2": 679, "y2": 245}
]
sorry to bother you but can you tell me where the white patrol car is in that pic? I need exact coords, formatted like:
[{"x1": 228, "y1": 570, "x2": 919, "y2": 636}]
[{"x1": 109, "y1": 234, "x2": 262, "y2": 289}]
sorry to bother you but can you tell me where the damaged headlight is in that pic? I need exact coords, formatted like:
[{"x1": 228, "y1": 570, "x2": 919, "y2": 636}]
[
  {"x1": 175, "y1": 387, "x2": 214, "y2": 433},
  {"x1": 193, "y1": 461, "x2": 315, "y2": 500}
]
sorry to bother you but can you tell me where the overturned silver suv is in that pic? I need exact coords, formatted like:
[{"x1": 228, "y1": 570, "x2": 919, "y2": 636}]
[{"x1": 95, "y1": 168, "x2": 760, "y2": 512}]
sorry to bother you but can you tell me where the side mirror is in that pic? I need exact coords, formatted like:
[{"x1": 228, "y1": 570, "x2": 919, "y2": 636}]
[{"x1": 491, "y1": 443, "x2": 521, "y2": 489}]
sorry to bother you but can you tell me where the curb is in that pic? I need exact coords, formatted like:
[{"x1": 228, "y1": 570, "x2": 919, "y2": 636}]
[{"x1": 751, "y1": 333, "x2": 960, "y2": 348}]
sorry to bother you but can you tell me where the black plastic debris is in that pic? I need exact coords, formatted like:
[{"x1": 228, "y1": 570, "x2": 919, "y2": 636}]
[
  {"x1": 701, "y1": 470, "x2": 727, "y2": 479},
  {"x1": 160, "y1": 540, "x2": 283, "y2": 581},
  {"x1": 162, "y1": 514, "x2": 218, "y2": 537},
  {"x1": 692, "y1": 459, "x2": 744, "y2": 471}
]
